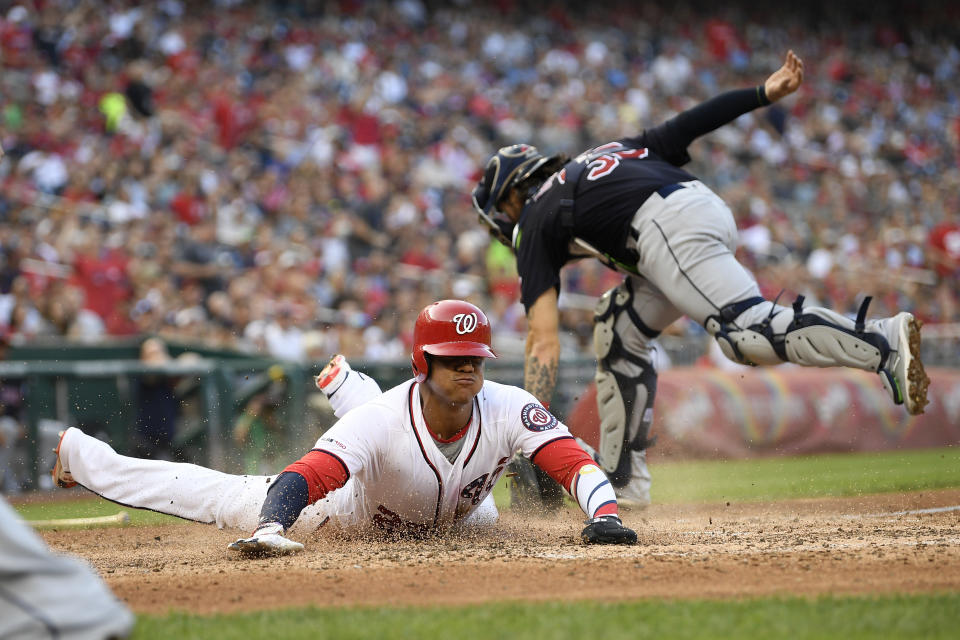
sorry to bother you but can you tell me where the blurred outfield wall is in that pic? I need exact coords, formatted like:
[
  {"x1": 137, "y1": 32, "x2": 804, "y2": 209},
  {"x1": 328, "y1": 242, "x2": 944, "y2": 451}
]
[{"x1": 568, "y1": 367, "x2": 960, "y2": 460}]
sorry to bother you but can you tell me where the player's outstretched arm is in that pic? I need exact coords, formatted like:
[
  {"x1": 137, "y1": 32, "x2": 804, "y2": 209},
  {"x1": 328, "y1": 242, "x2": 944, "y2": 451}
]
[
  {"x1": 229, "y1": 449, "x2": 350, "y2": 556},
  {"x1": 641, "y1": 50, "x2": 804, "y2": 161},
  {"x1": 531, "y1": 438, "x2": 638, "y2": 545},
  {"x1": 228, "y1": 471, "x2": 311, "y2": 556},
  {"x1": 763, "y1": 49, "x2": 804, "y2": 103},
  {"x1": 315, "y1": 354, "x2": 383, "y2": 416}
]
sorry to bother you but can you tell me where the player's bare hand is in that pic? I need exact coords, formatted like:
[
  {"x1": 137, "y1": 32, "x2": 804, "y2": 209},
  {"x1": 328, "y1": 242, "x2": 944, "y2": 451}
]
[
  {"x1": 581, "y1": 515, "x2": 638, "y2": 545},
  {"x1": 764, "y1": 50, "x2": 804, "y2": 102}
]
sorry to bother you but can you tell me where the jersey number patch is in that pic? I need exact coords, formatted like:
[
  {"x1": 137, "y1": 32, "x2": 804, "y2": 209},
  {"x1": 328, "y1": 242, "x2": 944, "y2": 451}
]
[
  {"x1": 535, "y1": 143, "x2": 650, "y2": 202},
  {"x1": 371, "y1": 504, "x2": 429, "y2": 536},
  {"x1": 460, "y1": 457, "x2": 510, "y2": 506},
  {"x1": 461, "y1": 475, "x2": 487, "y2": 506},
  {"x1": 584, "y1": 143, "x2": 649, "y2": 180}
]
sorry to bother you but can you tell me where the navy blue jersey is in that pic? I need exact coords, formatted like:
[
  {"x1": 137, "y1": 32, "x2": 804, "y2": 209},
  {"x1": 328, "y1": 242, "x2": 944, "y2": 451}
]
[{"x1": 514, "y1": 86, "x2": 771, "y2": 311}]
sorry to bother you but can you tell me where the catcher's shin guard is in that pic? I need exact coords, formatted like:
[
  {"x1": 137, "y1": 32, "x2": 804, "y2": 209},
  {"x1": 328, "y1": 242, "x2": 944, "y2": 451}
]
[
  {"x1": 706, "y1": 295, "x2": 888, "y2": 370},
  {"x1": 705, "y1": 296, "x2": 928, "y2": 413},
  {"x1": 593, "y1": 283, "x2": 658, "y2": 487}
]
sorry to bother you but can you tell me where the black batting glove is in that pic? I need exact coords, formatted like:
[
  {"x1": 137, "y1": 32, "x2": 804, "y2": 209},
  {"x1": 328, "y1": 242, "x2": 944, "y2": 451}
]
[{"x1": 581, "y1": 515, "x2": 638, "y2": 545}]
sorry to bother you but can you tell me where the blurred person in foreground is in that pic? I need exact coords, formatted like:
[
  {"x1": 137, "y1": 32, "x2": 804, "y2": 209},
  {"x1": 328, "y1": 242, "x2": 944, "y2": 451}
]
[
  {"x1": 0, "y1": 496, "x2": 134, "y2": 639},
  {"x1": 472, "y1": 51, "x2": 930, "y2": 510},
  {"x1": 1, "y1": 135, "x2": 132, "y2": 637}
]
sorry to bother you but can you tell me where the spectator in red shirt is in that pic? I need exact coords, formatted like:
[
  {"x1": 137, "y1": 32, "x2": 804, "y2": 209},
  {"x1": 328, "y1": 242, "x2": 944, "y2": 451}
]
[
  {"x1": 68, "y1": 228, "x2": 131, "y2": 331},
  {"x1": 169, "y1": 173, "x2": 208, "y2": 226},
  {"x1": 928, "y1": 210, "x2": 960, "y2": 281},
  {"x1": 399, "y1": 234, "x2": 441, "y2": 272}
]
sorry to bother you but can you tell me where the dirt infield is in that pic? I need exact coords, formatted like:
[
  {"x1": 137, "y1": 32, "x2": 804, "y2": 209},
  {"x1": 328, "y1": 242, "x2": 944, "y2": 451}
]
[{"x1": 38, "y1": 488, "x2": 960, "y2": 615}]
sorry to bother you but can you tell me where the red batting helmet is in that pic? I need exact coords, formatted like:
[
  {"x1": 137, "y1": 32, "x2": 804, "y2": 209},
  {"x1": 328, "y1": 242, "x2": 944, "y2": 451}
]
[{"x1": 411, "y1": 300, "x2": 497, "y2": 382}]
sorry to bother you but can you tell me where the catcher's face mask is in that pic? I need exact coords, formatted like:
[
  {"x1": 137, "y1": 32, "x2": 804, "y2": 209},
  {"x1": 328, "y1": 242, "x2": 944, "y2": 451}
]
[{"x1": 472, "y1": 144, "x2": 561, "y2": 249}]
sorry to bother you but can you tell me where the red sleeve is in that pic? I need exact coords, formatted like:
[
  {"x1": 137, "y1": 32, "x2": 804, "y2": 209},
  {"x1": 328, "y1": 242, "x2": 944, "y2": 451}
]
[
  {"x1": 530, "y1": 437, "x2": 596, "y2": 493},
  {"x1": 283, "y1": 449, "x2": 350, "y2": 504}
]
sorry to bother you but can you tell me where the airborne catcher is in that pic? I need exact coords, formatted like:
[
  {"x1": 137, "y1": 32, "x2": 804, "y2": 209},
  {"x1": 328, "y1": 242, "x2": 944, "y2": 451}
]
[
  {"x1": 471, "y1": 50, "x2": 929, "y2": 509},
  {"x1": 53, "y1": 300, "x2": 638, "y2": 554}
]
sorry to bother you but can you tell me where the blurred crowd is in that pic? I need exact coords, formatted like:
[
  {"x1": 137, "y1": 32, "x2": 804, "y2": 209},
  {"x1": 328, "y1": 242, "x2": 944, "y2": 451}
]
[{"x1": 1, "y1": 0, "x2": 958, "y2": 367}]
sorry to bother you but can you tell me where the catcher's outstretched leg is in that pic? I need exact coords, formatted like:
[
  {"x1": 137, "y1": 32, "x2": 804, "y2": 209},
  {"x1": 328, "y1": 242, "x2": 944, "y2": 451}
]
[
  {"x1": 706, "y1": 295, "x2": 930, "y2": 414},
  {"x1": 0, "y1": 497, "x2": 135, "y2": 639}
]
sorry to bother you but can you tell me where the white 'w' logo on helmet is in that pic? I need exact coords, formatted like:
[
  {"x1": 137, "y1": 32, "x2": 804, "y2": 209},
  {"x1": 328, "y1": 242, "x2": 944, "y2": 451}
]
[{"x1": 452, "y1": 313, "x2": 478, "y2": 335}]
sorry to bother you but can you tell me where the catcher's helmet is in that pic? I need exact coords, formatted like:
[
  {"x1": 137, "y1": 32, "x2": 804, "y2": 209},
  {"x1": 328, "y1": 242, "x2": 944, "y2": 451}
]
[
  {"x1": 471, "y1": 144, "x2": 565, "y2": 248},
  {"x1": 411, "y1": 299, "x2": 497, "y2": 382}
]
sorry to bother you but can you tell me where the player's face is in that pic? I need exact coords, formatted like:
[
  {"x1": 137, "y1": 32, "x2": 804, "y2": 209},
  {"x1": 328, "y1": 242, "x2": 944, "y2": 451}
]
[
  {"x1": 498, "y1": 188, "x2": 524, "y2": 222},
  {"x1": 425, "y1": 355, "x2": 485, "y2": 405}
]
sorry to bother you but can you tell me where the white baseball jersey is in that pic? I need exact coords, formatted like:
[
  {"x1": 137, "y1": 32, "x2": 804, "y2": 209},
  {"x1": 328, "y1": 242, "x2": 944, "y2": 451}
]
[
  {"x1": 313, "y1": 379, "x2": 571, "y2": 534},
  {"x1": 56, "y1": 376, "x2": 569, "y2": 535}
]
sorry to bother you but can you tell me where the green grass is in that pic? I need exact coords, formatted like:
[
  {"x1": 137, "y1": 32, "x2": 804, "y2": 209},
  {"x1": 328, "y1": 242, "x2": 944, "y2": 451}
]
[
  {"x1": 14, "y1": 448, "x2": 960, "y2": 637},
  {"x1": 132, "y1": 595, "x2": 960, "y2": 640},
  {"x1": 14, "y1": 495, "x2": 182, "y2": 526},
  {"x1": 493, "y1": 446, "x2": 960, "y2": 511},
  {"x1": 649, "y1": 447, "x2": 960, "y2": 504}
]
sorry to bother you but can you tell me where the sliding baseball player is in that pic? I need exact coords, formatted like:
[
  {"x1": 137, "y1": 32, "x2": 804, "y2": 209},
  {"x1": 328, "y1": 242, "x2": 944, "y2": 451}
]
[{"x1": 53, "y1": 300, "x2": 637, "y2": 554}]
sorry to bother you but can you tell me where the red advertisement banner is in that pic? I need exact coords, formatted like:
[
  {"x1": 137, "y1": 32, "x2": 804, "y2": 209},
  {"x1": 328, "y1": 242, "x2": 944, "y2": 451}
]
[{"x1": 566, "y1": 367, "x2": 960, "y2": 460}]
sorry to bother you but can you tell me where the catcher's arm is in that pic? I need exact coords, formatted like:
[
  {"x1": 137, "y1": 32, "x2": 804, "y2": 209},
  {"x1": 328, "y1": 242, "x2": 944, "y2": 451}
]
[
  {"x1": 524, "y1": 289, "x2": 561, "y2": 408},
  {"x1": 763, "y1": 50, "x2": 804, "y2": 102},
  {"x1": 640, "y1": 50, "x2": 804, "y2": 163}
]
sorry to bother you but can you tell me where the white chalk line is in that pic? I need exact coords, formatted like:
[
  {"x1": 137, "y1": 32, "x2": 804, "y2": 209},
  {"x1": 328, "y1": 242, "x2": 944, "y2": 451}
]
[
  {"x1": 667, "y1": 504, "x2": 960, "y2": 530},
  {"x1": 857, "y1": 504, "x2": 960, "y2": 518}
]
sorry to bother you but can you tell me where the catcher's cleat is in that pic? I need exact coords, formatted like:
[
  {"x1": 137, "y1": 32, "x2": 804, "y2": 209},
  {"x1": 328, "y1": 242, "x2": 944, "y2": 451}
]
[
  {"x1": 315, "y1": 354, "x2": 349, "y2": 397},
  {"x1": 615, "y1": 487, "x2": 650, "y2": 511},
  {"x1": 228, "y1": 522, "x2": 304, "y2": 557},
  {"x1": 878, "y1": 312, "x2": 930, "y2": 415},
  {"x1": 578, "y1": 439, "x2": 651, "y2": 510},
  {"x1": 612, "y1": 449, "x2": 651, "y2": 510},
  {"x1": 51, "y1": 430, "x2": 77, "y2": 489}
]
